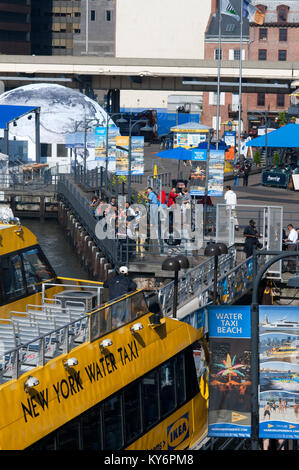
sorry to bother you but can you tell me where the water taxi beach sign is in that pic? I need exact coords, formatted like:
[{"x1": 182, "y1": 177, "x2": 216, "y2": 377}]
[{"x1": 207, "y1": 306, "x2": 252, "y2": 438}]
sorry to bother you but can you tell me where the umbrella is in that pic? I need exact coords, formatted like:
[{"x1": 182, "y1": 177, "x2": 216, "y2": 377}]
[
  {"x1": 195, "y1": 140, "x2": 230, "y2": 151},
  {"x1": 155, "y1": 146, "x2": 193, "y2": 180},
  {"x1": 155, "y1": 146, "x2": 193, "y2": 160}
]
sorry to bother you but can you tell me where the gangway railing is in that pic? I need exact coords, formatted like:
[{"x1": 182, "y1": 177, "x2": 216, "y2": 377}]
[{"x1": 158, "y1": 246, "x2": 236, "y2": 316}]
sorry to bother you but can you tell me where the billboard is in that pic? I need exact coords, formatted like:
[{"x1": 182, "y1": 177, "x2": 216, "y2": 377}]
[
  {"x1": 208, "y1": 305, "x2": 252, "y2": 438},
  {"x1": 259, "y1": 305, "x2": 299, "y2": 440}
]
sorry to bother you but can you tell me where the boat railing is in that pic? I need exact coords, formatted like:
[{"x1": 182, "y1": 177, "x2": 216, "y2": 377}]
[{"x1": 0, "y1": 289, "x2": 150, "y2": 384}]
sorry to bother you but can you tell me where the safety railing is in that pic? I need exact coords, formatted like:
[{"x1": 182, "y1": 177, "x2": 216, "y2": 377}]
[
  {"x1": 159, "y1": 246, "x2": 236, "y2": 316},
  {"x1": 0, "y1": 289, "x2": 150, "y2": 384}
]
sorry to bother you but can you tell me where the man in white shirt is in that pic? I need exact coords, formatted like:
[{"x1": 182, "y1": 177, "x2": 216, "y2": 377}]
[
  {"x1": 224, "y1": 185, "x2": 239, "y2": 230},
  {"x1": 284, "y1": 224, "x2": 298, "y2": 272}
]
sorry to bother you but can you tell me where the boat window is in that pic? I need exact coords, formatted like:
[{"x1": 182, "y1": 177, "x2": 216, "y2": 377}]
[
  {"x1": 1, "y1": 254, "x2": 26, "y2": 298},
  {"x1": 124, "y1": 382, "x2": 141, "y2": 443},
  {"x1": 57, "y1": 420, "x2": 80, "y2": 450},
  {"x1": 102, "y1": 395, "x2": 123, "y2": 449},
  {"x1": 160, "y1": 360, "x2": 175, "y2": 417},
  {"x1": 176, "y1": 353, "x2": 186, "y2": 406},
  {"x1": 130, "y1": 291, "x2": 149, "y2": 319},
  {"x1": 22, "y1": 248, "x2": 53, "y2": 291},
  {"x1": 81, "y1": 405, "x2": 102, "y2": 450},
  {"x1": 141, "y1": 370, "x2": 159, "y2": 430},
  {"x1": 111, "y1": 298, "x2": 130, "y2": 328}
]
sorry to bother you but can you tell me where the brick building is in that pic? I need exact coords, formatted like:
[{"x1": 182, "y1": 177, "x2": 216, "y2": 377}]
[
  {"x1": 201, "y1": 0, "x2": 298, "y2": 138},
  {"x1": 201, "y1": 0, "x2": 249, "y2": 134}
]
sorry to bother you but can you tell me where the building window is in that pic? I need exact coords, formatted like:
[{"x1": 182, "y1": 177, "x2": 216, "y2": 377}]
[
  {"x1": 106, "y1": 10, "x2": 112, "y2": 21},
  {"x1": 279, "y1": 28, "x2": 287, "y2": 41},
  {"x1": 259, "y1": 28, "x2": 267, "y2": 40},
  {"x1": 257, "y1": 93, "x2": 265, "y2": 106},
  {"x1": 277, "y1": 94, "x2": 285, "y2": 107},
  {"x1": 214, "y1": 48, "x2": 222, "y2": 60},
  {"x1": 277, "y1": 6, "x2": 288, "y2": 22},
  {"x1": 90, "y1": 10, "x2": 96, "y2": 21},
  {"x1": 258, "y1": 49, "x2": 267, "y2": 60},
  {"x1": 278, "y1": 50, "x2": 287, "y2": 61}
]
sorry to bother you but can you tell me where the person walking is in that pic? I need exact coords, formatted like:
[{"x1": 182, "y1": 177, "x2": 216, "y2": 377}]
[
  {"x1": 283, "y1": 223, "x2": 298, "y2": 272},
  {"x1": 242, "y1": 163, "x2": 250, "y2": 187},
  {"x1": 224, "y1": 185, "x2": 239, "y2": 230}
]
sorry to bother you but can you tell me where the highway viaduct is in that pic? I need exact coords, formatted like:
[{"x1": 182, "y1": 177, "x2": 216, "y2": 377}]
[{"x1": 0, "y1": 55, "x2": 298, "y2": 95}]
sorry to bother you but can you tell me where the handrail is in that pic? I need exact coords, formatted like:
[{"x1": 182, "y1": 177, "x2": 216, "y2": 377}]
[{"x1": 159, "y1": 246, "x2": 236, "y2": 316}]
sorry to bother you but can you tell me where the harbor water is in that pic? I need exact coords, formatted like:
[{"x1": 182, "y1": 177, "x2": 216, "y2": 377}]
[{"x1": 21, "y1": 218, "x2": 90, "y2": 280}]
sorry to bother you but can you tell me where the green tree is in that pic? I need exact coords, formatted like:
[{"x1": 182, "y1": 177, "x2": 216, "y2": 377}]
[{"x1": 253, "y1": 150, "x2": 261, "y2": 166}]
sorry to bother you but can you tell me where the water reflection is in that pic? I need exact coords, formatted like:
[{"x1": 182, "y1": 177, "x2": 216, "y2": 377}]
[{"x1": 21, "y1": 218, "x2": 89, "y2": 279}]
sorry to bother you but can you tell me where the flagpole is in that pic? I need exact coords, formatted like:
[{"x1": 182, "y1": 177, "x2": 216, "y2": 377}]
[
  {"x1": 237, "y1": 0, "x2": 243, "y2": 163},
  {"x1": 216, "y1": 2, "x2": 222, "y2": 150}
]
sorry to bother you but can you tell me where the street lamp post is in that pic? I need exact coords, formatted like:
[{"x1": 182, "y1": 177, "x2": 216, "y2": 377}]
[
  {"x1": 105, "y1": 112, "x2": 127, "y2": 174},
  {"x1": 250, "y1": 249, "x2": 299, "y2": 450},
  {"x1": 162, "y1": 254, "x2": 189, "y2": 318},
  {"x1": 204, "y1": 242, "x2": 228, "y2": 304},
  {"x1": 127, "y1": 118, "x2": 152, "y2": 202}
]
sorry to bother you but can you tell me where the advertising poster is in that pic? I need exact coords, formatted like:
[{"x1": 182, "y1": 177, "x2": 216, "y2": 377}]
[
  {"x1": 189, "y1": 149, "x2": 225, "y2": 197},
  {"x1": 94, "y1": 125, "x2": 119, "y2": 172},
  {"x1": 189, "y1": 149, "x2": 207, "y2": 196},
  {"x1": 208, "y1": 149, "x2": 225, "y2": 196},
  {"x1": 115, "y1": 136, "x2": 144, "y2": 175},
  {"x1": 259, "y1": 305, "x2": 299, "y2": 440},
  {"x1": 208, "y1": 305, "x2": 252, "y2": 438},
  {"x1": 174, "y1": 132, "x2": 206, "y2": 149}
]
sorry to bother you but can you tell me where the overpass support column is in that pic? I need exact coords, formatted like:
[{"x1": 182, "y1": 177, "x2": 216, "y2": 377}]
[{"x1": 107, "y1": 89, "x2": 120, "y2": 114}]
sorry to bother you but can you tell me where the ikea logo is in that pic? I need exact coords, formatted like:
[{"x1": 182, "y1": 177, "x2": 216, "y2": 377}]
[{"x1": 167, "y1": 412, "x2": 189, "y2": 449}]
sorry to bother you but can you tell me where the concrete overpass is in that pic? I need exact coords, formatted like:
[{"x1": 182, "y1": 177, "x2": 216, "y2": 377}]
[{"x1": 0, "y1": 55, "x2": 298, "y2": 94}]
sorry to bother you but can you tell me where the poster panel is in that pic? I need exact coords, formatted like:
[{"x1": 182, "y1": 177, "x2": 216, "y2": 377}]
[
  {"x1": 208, "y1": 305, "x2": 252, "y2": 438},
  {"x1": 259, "y1": 305, "x2": 299, "y2": 440},
  {"x1": 115, "y1": 136, "x2": 144, "y2": 175},
  {"x1": 94, "y1": 125, "x2": 119, "y2": 172},
  {"x1": 189, "y1": 149, "x2": 207, "y2": 196},
  {"x1": 208, "y1": 149, "x2": 225, "y2": 197}
]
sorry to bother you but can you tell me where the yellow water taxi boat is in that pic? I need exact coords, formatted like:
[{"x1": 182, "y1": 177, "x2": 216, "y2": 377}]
[{"x1": 0, "y1": 220, "x2": 208, "y2": 450}]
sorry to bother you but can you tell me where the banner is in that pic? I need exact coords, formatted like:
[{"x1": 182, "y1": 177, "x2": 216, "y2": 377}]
[
  {"x1": 259, "y1": 305, "x2": 299, "y2": 440},
  {"x1": 94, "y1": 125, "x2": 119, "y2": 172},
  {"x1": 115, "y1": 135, "x2": 144, "y2": 175},
  {"x1": 189, "y1": 149, "x2": 225, "y2": 197},
  {"x1": 189, "y1": 149, "x2": 207, "y2": 196},
  {"x1": 208, "y1": 305, "x2": 252, "y2": 438}
]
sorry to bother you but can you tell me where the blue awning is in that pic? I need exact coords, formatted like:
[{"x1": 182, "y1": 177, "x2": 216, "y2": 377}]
[
  {"x1": 0, "y1": 104, "x2": 38, "y2": 129},
  {"x1": 246, "y1": 123, "x2": 299, "y2": 148}
]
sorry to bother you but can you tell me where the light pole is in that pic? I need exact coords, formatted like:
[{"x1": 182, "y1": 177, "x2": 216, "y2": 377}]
[
  {"x1": 204, "y1": 242, "x2": 228, "y2": 304},
  {"x1": 127, "y1": 118, "x2": 152, "y2": 202},
  {"x1": 250, "y1": 249, "x2": 299, "y2": 450},
  {"x1": 162, "y1": 254, "x2": 189, "y2": 318},
  {"x1": 105, "y1": 112, "x2": 127, "y2": 174}
]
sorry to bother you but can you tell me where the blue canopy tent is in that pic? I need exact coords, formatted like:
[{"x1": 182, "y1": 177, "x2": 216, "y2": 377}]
[
  {"x1": 246, "y1": 123, "x2": 299, "y2": 148},
  {"x1": 0, "y1": 104, "x2": 41, "y2": 162}
]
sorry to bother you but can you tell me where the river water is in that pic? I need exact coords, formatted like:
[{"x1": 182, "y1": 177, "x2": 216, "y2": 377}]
[{"x1": 21, "y1": 218, "x2": 90, "y2": 280}]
